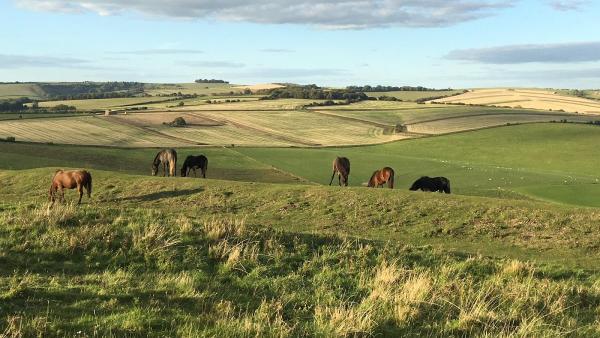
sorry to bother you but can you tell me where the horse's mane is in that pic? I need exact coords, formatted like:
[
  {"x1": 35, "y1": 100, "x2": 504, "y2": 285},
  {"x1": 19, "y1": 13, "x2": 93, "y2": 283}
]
[{"x1": 153, "y1": 151, "x2": 162, "y2": 166}]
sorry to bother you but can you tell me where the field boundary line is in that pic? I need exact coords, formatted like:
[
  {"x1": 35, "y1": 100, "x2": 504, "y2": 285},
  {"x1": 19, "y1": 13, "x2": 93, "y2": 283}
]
[{"x1": 222, "y1": 146, "x2": 319, "y2": 185}]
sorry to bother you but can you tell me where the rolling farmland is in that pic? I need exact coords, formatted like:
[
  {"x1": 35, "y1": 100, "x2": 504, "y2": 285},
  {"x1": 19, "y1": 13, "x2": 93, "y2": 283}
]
[
  {"x1": 433, "y1": 88, "x2": 600, "y2": 114},
  {"x1": 365, "y1": 89, "x2": 462, "y2": 101}
]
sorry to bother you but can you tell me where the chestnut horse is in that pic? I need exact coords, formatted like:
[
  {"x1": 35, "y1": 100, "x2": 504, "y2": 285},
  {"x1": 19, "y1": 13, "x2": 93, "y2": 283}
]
[
  {"x1": 329, "y1": 157, "x2": 350, "y2": 186},
  {"x1": 49, "y1": 170, "x2": 92, "y2": 205},
  {"x1": 152, "y1": 149, "x2": 177, "y2": 177},
  {"x1": 368, "y1": 167, "x2": 395, "y2": 189}
]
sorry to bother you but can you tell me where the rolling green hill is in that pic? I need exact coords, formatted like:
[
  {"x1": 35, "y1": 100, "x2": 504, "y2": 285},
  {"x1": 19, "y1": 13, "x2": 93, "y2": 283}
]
[{"x1": 0, "y1": 168, "x2": 598, "y2": 336}]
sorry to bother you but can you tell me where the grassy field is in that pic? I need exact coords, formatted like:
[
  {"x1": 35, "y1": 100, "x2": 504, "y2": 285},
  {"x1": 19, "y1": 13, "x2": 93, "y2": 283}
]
[
  {"x1": 2, "y1": 123, "x2": 600, "y2": 206},
  {"x1": 0, "y1": 168, "x2": 599, "y2": 336},
  {"x1": 0, "y1": 83, "x2": 45, "y2": 99},
  {"x1": 36, "y1": 97, "x2": 177, "y2": 111},
  {"x1": 435, "y1": 88, "x2": 600, "y2": 114},
  {"x1": 143, "y1": 83, "x2": 237, "y2": 96},
  {"x1": 365, "y1": 90, "x2": 462, "y2": 101},
  {"x1": 237, "y1": 123, "x2": 600, "y2": 205}
]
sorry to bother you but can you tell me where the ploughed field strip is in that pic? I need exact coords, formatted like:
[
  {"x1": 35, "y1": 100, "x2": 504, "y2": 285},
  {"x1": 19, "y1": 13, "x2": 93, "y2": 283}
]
[
  {"x1": 434, "y1": 88, "x2": 600, "y2": 114},
  {"x1": 0, "y1": 116, "x2": 187, "y2": 147}
]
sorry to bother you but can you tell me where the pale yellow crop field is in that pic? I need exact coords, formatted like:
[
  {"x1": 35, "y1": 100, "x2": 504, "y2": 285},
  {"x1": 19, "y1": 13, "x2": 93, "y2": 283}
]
[
  {"x1": 0, "y1": 116, "x2": 186, "y2": 147},
  {"x1": 407, "y1": 113, "x2": 598, "y2": 135},
  {"x1": 311, "y1": 100, "x2": 426, "y2": 110},
  {"x1": 193, "y1": 110, "x2": 409, "y2": 146},
  {"x1": 173, "y1": 99, "x2": 324, "y2": 111},
  {"x1": 433, "y1": 89, "x2": 600, "y2": 114}
]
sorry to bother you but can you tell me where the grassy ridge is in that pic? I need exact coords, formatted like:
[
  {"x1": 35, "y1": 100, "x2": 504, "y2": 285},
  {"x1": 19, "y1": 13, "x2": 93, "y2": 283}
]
[{"x1": 1, "y1": 169, "x2": 599, "y2": 336}]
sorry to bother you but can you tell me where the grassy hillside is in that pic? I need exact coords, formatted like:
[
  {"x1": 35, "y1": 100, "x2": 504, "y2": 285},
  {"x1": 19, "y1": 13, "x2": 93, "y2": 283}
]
[
  {"x1": 0, "y1": 83, "x2": 45, "y2": 99},
  {"x1": 237, "y1": 123, "x2": 600, "y2": 205},
  {"x1": 2, "y1": 123, "x2": 600, "y2": 206},
  {"x1": 0, "y1": 169, "x2": 599, "y2": 336}
]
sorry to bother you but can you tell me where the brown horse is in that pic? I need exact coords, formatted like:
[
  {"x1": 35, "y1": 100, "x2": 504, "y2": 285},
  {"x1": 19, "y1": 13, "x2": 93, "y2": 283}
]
[
  {"x1": 152, "y1": 149, "x2": 177, "y2": 177},
  {"x1": 329, "y1": 157, "x2": 350, "y2": 186},
  {"x1": 367, "y1": 167, "x2": 395, "y2": 189},
  {"x1": 49, "y1": 170, "x2": 92, "y2": 205}
]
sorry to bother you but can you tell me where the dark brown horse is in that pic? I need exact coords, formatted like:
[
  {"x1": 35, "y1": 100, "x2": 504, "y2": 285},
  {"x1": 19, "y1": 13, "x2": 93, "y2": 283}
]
[
  {"x1": 181, "y1": 155, "x2": 208, "y2": 178},
  {"x1": 49, "y1": 170, "x2": 92, "y2": 205},
  {"x1": 152, "y1": 149, "x2": 177, "y2": 177},
  {"x1": 329, "y1": 157, "x2": 350, "y2": 186},
  {"x1": 409, "y1": 176, "x2": 451, "y2": 194},
  {"x1": 368, "y1": 167, "x2": 395, "y2": 189}
]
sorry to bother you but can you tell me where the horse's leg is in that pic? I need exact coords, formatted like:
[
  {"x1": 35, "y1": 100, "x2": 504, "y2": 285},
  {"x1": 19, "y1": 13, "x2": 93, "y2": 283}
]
[
  {"x1": 60, "y1": 186, "x2": 65, "y2": 203},
  {"x1": 77, "y1": 184, "x2": 83, "y2": 205},
  {"x1": 202, "y1": 166, "x2": 206, "y2": 178},
  {"x1": 193, "y1": 168, "x2": 197, "y2": 177},
  {"x1": 338, "y1": 174, "x2": 341, "y2": 186},
  {"x1": 329, "y1": 170, "x2": 336, "y2": 186},
  {"x1": 162, "y1": 163, "x2": 167, "y2": 177}
]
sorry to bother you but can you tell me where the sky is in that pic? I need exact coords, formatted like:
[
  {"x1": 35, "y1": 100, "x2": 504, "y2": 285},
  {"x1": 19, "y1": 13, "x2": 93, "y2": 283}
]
[{"x1": 0, "y1": 0, "x2": 599, "y2": 88}]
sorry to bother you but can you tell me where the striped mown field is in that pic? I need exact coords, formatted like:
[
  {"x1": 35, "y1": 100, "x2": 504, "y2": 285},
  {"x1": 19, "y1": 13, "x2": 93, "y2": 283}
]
[{"x1": 433, "y1": 88, "x2": 600, "y2": 114}]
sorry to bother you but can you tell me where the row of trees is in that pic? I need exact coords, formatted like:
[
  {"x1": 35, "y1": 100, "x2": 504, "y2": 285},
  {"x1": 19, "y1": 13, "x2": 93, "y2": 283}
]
[
  {"x1": 194, "y1": 79, "x2": 229, "y2": 83},
  {"x1": 0, "y1": 97, "x2": 31, "y2": 111},
  {"x1": 39, "y1": 82, "x2": 145, "y2": 100},
  {"x1": 346, "y1": 85, "x2": 451, "y2": 92},
  {"x1": 260, "y1": 85, "x2": 368, "y2": 102}
]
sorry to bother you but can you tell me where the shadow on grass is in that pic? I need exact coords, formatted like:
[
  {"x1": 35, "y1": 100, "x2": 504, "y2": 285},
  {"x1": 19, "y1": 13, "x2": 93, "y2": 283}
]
[{"x1": 119, "y1": 188, "x2": 205, "y2": 202}]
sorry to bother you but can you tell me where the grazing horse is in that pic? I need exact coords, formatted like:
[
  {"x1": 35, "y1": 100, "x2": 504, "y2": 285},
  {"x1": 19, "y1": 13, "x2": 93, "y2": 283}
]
[
  {"x1": 368, "y1": 167, "x2": 395, "y2": 189},
  {"x1": 181, "y1": 155, "x2": 208, "y2": 178},
  {"x1": 49, "y1": 170, "x2": 92, "y2": 205},
  {"x1": 152, "y1": 149, "x2": 177, "y2": 177},
  {"x1": 329, "y1": 157, "x2": 350, "y2": 187},
  {"x1": 409, "y1": 176, "x2": 451, "y2": 194}
]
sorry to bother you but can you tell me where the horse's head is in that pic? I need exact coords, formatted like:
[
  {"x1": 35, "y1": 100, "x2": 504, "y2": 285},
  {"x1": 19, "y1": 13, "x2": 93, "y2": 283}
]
[
  {"x1": 409, "y1": 179, "x2": 421, "y2": 191},
  {"x1": 367, "y1": 171, "x2": 378, "y2": 187},
  {"x1": 151, "y1": 164, "x2": 158, "y2": 176},
  {"x1": 180, "y1": 167, "x2": 187, "y2": 177}
]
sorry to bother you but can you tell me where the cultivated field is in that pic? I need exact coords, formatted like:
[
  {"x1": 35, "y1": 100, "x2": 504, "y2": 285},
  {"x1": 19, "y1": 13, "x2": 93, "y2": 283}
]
[
  {"x1": 434, "y1": 88, "x2": 600, "y2": 114},
  {"x1": 0, "y1": 116, "x2": 188, "y2": 147},
  {"x1": 0, "y1": 83, "x2": 45, "y2": 99},
  {"x1": 143, "y1": 83, "x2": 237, "y2": 96}
]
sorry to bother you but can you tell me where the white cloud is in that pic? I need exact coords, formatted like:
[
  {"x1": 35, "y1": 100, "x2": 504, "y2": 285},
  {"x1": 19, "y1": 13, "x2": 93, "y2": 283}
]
[{"x1": 16, "y1": 0, "x2": 514, "y2": 29}]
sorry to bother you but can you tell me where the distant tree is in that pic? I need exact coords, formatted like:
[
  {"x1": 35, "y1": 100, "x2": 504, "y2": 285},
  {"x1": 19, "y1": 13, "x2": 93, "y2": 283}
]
[{"x1": 194, "y1": 79, "x2": 229, "y2": 84}]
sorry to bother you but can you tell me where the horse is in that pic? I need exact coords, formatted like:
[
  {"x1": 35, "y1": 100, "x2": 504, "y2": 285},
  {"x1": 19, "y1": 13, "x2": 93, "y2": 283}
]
[
  {"x1": 49, "y1": 170, "x2": 92, "y2": 205},
  {"x1": 409, "y1": 176, "x2": 451, "y2": 194},
  {"x1": 181, "y1": 155, "x2": 208, "y2": 178},
  {"x1": 329, "y1": 157, "x2": 350, "y2": 187},
  {"x1": 152, "y1": 149, "x2": 177, "y2": 177},
  {"x1": 367, "y1": 167, "x2": 395, "y2": 189}
]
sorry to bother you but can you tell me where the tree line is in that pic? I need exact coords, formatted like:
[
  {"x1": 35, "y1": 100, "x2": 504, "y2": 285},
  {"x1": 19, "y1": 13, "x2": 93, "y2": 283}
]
[
  {"x1": 39, "y1": 82, "x2": 145, "y2": 100},
  {"x1": 259, "y1": 85, "x2": 368, "y2": 102},
  {"x1": 194, "y1": 79, "x2": 229, "y2": 84}
]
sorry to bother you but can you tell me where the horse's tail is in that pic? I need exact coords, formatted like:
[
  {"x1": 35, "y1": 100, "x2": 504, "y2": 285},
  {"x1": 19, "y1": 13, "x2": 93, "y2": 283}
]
[
  {"x1": 171, "y1": 150, "x2": 177, "y2": 176},
  {"x1": 443, "y1": 178, "x2": 450, "y2": 194},
  {"x1": 86, "y1": 172, "x2": 92, "y2": 197},
  {"x1": 389, "y1": 171, "x2": 394, "y2": 189},
  {"x1": 202, "y1": 157, "x2": 208, "y2": 178}
]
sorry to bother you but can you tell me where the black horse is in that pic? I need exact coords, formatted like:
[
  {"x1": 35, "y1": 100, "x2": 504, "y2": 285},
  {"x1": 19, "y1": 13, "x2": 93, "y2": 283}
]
[
  {"x1": 181, "y1": 155, "x2": 208, "y2": 178},
  {"x1": 409, "y1": 176, "x2": 451, "y2": 194}
]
